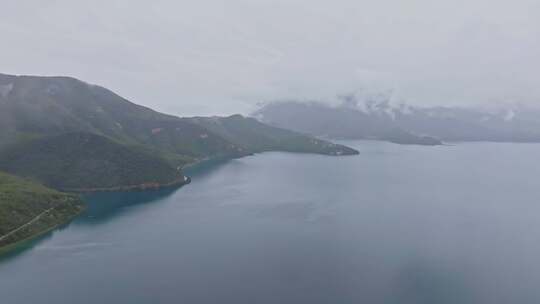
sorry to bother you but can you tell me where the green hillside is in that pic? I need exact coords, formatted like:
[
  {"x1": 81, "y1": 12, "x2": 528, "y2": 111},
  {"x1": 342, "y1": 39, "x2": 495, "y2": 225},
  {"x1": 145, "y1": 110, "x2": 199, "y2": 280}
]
[
  {"x1": 0, "y1": 132, "x2": 187, "y2": 191},
  {"x1": 0, "y1": 73, "x2": 358, "y2": 192},
  {"x1": 0, "y1": 172, "x2": 84, "y2": 250},
  {"x1": 185, "y1": 115, "x2": 359, "y2": 155},
  {"x1": 0, "y1": 73, "x2": 242, "y2": 159}
]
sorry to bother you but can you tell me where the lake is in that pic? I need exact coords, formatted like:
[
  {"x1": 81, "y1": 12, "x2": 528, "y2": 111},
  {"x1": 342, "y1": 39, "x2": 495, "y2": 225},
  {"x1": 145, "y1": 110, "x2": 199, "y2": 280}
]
[{"x1": 2, "y1": 141, "x2": 540, "y2": 303}]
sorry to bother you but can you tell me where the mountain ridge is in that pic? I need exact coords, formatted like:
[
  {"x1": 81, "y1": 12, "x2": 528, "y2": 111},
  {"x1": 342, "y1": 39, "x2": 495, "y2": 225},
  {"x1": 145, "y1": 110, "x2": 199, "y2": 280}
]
[
  {"x1": 254, "y1": 101, "x2": 443, "y2": 145},
  {"x1": 0, "y1": 73, "x2": 358, "y2": 192},
  {"x1": 255, "y1": 99, "x2": 540, "y2": 144}
]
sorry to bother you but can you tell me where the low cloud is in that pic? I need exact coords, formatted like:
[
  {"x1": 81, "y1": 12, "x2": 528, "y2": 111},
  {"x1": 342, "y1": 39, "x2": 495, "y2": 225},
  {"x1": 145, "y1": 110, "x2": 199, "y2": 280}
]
[{"x1": 1, "y1": 0, "x2": 539, "y2": 115}]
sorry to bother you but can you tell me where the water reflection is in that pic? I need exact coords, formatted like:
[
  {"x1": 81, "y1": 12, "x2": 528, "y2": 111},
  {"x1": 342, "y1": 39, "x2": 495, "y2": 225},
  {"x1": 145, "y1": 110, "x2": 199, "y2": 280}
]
[
  {"x1": 0, "y1": 184, "x2": 183, "y2": 262},
  {"x1": 0, "y1": 157, "x2": 227, "y2": 263},
  {"x1": 79, "y1": 187, "x2": 178, "y2": 225},
  {"x1": 4, "y1": 143, "x2": 540, "y2": 303},
  {"x1": 0, "y1": 221, "x2": 75, "y2": 264},
  {"x1": 390, "y1": 259, "x2": 476, "y2": 304}
]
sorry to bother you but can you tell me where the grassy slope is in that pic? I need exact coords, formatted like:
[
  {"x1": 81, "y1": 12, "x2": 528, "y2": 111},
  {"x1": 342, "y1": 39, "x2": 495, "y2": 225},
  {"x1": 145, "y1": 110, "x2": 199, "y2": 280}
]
[
  {"x1": 0, "y1": 73, "x2": 242, "y2": 161},
  {"x1": 0, "y1": 132, "x2": 186, "y2": 191},
  {"x1": 0, "y1": 172, "x2": 84, "y2": 249}
]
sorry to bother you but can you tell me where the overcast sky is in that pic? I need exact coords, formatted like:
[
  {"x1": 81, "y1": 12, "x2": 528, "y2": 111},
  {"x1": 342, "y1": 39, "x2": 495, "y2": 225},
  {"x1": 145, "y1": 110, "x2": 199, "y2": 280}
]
[{"x1": 1, "y1": 0, "x2": 539, "y2": 116}]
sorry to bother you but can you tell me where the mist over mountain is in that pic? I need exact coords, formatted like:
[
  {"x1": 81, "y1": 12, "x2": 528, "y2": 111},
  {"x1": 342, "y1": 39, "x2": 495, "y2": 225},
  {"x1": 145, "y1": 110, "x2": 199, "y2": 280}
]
[{"x1": 254, "y1": 93, "x2": 540, "y2": 144}]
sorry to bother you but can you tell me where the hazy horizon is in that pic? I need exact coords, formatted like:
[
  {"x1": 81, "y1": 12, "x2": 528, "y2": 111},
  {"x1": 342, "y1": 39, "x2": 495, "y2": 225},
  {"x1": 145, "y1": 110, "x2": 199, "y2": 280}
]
[{"x1": 2, "y1": 0, "x2": 539, "y2": 116}]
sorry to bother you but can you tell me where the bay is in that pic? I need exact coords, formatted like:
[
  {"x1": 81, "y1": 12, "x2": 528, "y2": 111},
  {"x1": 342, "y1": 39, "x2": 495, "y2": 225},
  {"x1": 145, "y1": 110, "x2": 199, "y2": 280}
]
[{"x1": 2, "y1": 141, "x2": 540, "y2": 303}]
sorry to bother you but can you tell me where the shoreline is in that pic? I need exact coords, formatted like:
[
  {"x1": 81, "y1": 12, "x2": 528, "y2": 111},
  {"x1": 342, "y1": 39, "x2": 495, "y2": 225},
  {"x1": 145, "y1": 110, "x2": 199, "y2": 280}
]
[
  {"x1": 182, "y1": 154, "x2": 240, "y2": 171},
  {"x1": 0, "y1": 205, "x2": 85, "y2": 255},
  {"x1": 1, "y1": 176, "x2": 191, "y2": 254},
  {"x1": 0, "y1": 149, "x2": 354, "y2": 256}
]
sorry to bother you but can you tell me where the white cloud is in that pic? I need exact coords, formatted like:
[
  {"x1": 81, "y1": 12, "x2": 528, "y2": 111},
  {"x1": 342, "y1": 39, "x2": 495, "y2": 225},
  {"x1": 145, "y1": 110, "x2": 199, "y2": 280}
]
[{"x1": 1, "y1": 0, "x2": 539, "y2": 115}]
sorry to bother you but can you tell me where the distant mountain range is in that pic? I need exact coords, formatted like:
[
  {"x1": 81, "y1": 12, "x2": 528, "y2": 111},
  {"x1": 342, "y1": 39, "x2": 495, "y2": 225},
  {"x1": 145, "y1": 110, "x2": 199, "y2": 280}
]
[{"x1": 254, "y1": 98, "x2": 540, "y2": 144}]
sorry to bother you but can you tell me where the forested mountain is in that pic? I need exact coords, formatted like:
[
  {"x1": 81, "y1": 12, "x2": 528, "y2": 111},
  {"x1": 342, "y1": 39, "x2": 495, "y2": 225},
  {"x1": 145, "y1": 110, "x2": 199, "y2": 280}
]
[
  {"x1": 0, "y1": 132, "x2": 186, "y2": 191},
  {"x1": 0, "y1": 73, "x2": 357, "y2": 191},
  {"x1": 0, "y1": 73, "x2": 240, "y2": 160}
]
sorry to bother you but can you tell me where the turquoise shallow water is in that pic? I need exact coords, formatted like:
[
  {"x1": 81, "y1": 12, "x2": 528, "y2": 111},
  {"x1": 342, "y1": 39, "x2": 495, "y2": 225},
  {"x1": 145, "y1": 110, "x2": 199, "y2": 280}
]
[{"x1": 2, "y1": 141, "x2": 540, "y2": 303}]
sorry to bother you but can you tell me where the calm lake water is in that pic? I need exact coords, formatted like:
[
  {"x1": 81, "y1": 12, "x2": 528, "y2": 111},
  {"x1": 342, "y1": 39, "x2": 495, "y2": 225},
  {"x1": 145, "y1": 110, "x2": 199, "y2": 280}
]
[{"x1": 2, "y1": 141, "x2": 540, "y2": 303}]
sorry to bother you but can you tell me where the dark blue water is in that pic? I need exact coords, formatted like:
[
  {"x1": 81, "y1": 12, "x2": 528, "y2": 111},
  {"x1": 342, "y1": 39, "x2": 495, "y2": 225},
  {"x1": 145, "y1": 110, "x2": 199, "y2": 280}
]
[{"x1": 2, "y1": 141, "x2": 540, "y2": 303}]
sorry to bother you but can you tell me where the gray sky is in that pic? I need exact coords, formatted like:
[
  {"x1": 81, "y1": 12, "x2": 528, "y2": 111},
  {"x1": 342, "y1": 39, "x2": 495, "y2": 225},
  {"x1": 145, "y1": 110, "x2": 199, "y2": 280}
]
[{"x1": 1, "y1": 0, "x2": 539, "y2": 116}]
